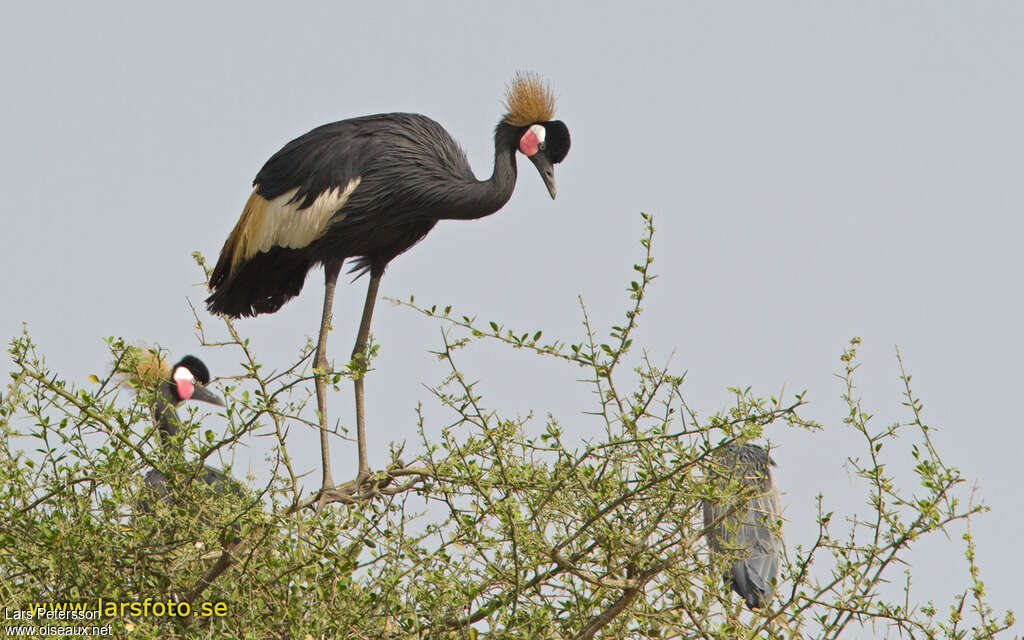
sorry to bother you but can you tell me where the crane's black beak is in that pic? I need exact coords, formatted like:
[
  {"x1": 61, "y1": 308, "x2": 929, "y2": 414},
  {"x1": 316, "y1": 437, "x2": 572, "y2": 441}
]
[
  {"x1": 528, "y1": 152, "x2": 557, "y2": 199},
  {"x1": 191, "y1": 385, "x2": 226, "y2": 407}
]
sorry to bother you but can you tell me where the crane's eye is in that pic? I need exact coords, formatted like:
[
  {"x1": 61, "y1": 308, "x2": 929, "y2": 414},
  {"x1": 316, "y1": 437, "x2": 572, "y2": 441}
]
[{"x1": 538, "y1": 141, "x2": 547, "y2": 152}]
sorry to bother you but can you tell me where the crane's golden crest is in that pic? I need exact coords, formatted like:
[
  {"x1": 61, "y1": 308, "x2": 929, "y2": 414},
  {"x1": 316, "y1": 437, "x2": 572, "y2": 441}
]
[
  {"x1": 119, "y1": 347, "x2": 170, "y2": 390},
  {"x1": 503, "y1": 72, "x2": 556, "y2": 126}
]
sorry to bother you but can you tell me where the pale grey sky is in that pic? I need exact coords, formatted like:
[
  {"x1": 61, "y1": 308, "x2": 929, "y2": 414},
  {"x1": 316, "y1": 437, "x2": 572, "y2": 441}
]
[{"x1": 2, "y1": 2, "x2": 1021, "y2": 626}]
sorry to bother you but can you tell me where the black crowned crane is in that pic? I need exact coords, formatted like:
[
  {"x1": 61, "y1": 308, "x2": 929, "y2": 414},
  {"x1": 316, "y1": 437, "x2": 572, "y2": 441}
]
[
  {"x1": 702, "y1": 443, "x2": 784, "y2": 610},
  {"x1": 205, "y1": 72, "x2": 571, "y2": 490},
  {"x1": 123, "y1": 351, "x2": 243, "y2": 522}
]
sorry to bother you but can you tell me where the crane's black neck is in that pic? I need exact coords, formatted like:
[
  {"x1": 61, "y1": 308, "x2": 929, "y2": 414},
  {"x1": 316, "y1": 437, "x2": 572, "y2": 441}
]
[
  {"x1": 155, "y1": 382, "x2": 182, "y2": 443},
  {"x1": 440, "y1": 122, "x2": 521, "y2": 220}
]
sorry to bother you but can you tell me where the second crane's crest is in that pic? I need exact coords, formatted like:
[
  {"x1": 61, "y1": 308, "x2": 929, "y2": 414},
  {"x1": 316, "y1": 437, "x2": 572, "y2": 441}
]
[
  {"x1": 119, "y1": 347, "x2": 170, "y2": 391},
  {"x1": 503, "y1": 72, "x2": 557, "y2": 126},
  {"x1": 118, "y1": 347, "x2": 213, "y2": 394}
]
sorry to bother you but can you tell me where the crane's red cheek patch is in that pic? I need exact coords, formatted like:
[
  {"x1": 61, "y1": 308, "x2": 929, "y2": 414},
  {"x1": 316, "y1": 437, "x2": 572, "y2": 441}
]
[
  {"x1": 519, "y1": 130, "x2": 539, "y2": 156},
  {"x1": 176, "y1": 379, "x2": 195, "y2": 401}
]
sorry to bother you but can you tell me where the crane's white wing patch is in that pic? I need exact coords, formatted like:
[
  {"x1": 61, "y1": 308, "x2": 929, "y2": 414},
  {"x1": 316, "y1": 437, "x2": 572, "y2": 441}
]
[{"x1": 230, "y1": 177, "x2": 361, "y2": 272}]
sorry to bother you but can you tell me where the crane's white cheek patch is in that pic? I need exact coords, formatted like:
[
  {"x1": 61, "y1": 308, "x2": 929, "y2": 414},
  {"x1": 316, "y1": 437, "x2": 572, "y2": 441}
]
[{"x1": 232, "y1": 177, "x2": 362, "y2": 270}]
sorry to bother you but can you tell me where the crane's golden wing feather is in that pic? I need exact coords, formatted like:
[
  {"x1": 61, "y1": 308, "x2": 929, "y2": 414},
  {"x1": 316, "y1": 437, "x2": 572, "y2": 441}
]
[{"x1": 223, "y1": 179, "x2": 361, "y2": 276}]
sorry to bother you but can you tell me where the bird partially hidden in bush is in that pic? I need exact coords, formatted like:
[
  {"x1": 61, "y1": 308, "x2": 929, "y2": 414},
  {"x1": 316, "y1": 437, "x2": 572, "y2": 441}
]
[
  {"x1": 121, "y1": 349, "x2": 246, "y2": 539},
  {"x1": 702, "y1": 442, "x2": 784, "y2": 610}
]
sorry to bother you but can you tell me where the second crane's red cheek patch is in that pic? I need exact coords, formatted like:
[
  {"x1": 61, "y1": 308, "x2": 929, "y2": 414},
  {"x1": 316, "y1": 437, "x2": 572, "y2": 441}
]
[
  {"x1": 176, "y1": 378, "x2": 195, "y2": 401},
  {"x1": 519, "y1": 129, "x2": 539, "y2": 156}
]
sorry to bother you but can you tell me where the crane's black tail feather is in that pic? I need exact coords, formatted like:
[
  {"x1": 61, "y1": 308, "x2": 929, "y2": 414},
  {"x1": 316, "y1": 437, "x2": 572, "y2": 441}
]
[{"x1": 205, "y1": 247, "x2": 315, "y2": 318}]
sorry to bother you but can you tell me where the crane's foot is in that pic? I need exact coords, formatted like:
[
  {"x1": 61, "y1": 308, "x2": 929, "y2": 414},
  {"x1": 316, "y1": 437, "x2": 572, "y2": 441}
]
[
  {"x1": 314, "y1": 472, "x2": 336, "y2": 512},
  {"x1": 314, "y1": 487, "x2": 333, "y2": 514},
  {"x1": 354, "y1": 467, "x2": 373, "y2": 491},
  {"x1": 304, "y1": 462, "x2": 412, "y2": 510},
  {"x1": 352, "y1": 460, "x2": 403, "y2": 494}
]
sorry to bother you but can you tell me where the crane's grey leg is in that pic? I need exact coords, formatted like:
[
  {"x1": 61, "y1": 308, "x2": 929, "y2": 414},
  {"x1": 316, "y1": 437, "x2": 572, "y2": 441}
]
[
  {"x1": 314, "y1": 259, "x2": 343, "y2": 492},
  {"x1": 350, "y1": 269, "x2": 382, "y2": 484}
]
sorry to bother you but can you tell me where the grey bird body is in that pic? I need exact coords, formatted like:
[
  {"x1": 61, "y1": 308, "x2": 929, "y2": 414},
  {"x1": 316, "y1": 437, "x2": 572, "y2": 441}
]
[
  {"x1": 142, "y1": 466, "x2": 242, "y2": 512},
  {"x1": 702, "y1": 443, "x2": 783, "y2": 609}
]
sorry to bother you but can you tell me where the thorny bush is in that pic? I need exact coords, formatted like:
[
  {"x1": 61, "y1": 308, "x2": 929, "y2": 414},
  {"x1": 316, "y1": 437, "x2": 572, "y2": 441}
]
[{"x1": 0, "y1": 214, "x2": 1015, "y2": 639}]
